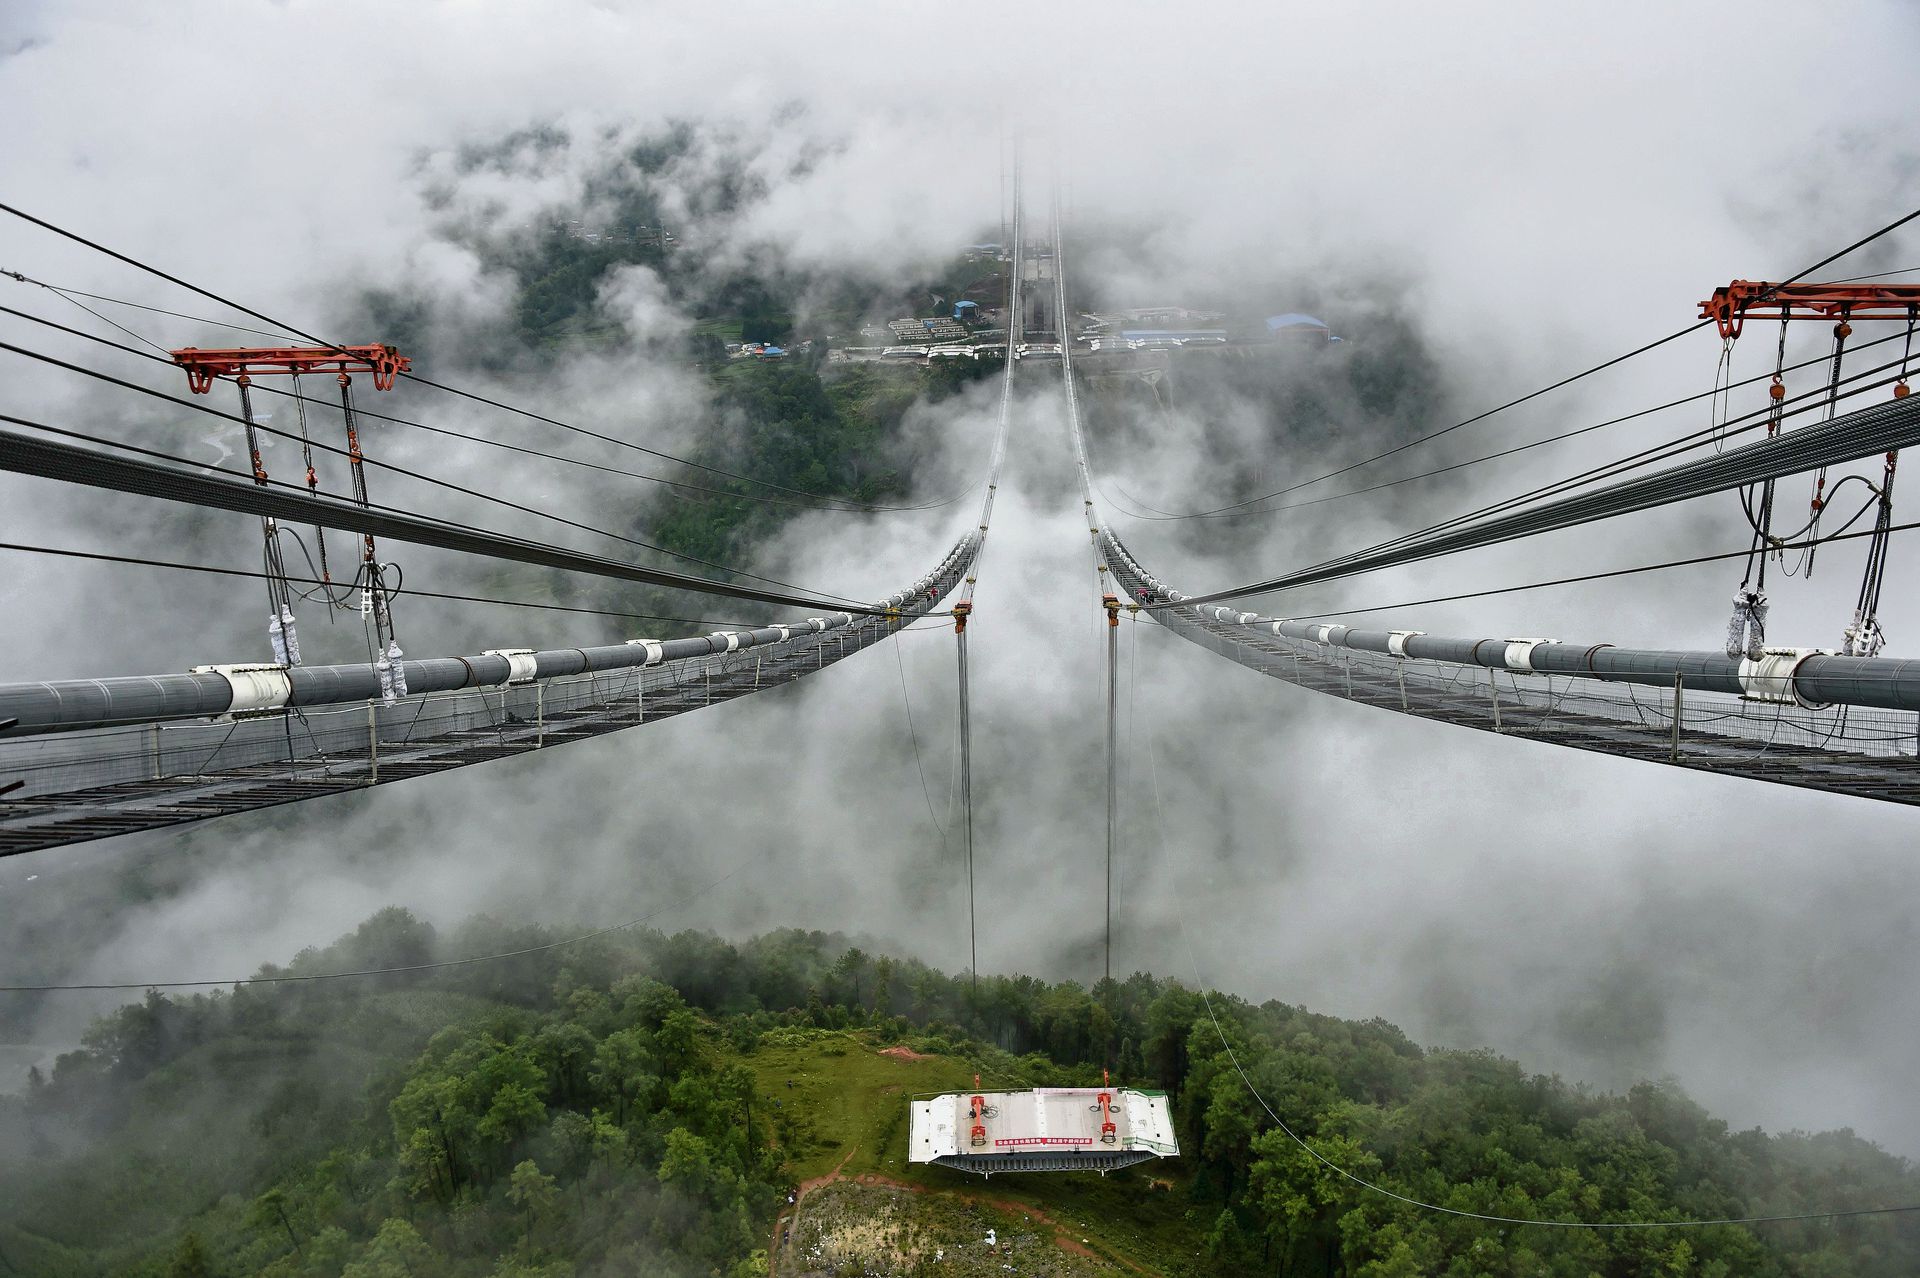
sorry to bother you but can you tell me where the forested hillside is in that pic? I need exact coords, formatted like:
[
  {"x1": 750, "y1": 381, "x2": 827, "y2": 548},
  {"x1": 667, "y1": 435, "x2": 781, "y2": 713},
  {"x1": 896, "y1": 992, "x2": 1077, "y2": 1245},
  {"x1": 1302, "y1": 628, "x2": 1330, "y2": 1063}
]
[
  {"x1": 359, "y1": 123, "x2": 1000, "y2": 634},
  {"x1": 3, "y1": 913, "x2": 1915, "y2": 1276}
]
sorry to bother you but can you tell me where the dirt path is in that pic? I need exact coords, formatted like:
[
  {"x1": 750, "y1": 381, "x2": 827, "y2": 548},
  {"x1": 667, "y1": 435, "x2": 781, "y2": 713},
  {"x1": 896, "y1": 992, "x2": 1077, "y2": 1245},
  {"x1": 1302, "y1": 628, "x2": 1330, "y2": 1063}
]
[
  {"x1": 768, "y1": 1146, "x2": 858, "y2": 1273},
  {"x1": 770, "y1": 1153, "x2": 1158, "y2": 1276},
  {"x1": 845, "y1": 1170, "x2": 1158, "y2": 1275}
]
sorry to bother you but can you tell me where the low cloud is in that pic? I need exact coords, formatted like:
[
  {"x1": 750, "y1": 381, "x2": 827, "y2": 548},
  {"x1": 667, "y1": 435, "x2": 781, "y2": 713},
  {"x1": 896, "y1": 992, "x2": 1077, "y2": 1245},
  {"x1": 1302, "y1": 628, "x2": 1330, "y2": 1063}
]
[{"x1": 6, "y1": 0, "x2": 1920, "y2": 1162}]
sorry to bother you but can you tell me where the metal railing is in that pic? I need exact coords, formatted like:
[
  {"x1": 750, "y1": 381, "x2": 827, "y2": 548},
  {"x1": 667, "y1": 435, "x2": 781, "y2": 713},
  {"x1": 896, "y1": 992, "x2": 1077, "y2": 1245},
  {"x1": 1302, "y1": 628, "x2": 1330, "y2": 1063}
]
[
  {"x1": 0, "y1": 560, "x2": 969, "y2": 856},
  {"x1": 1107, "y1": 554, "x2": 1920, "y2": 807}
]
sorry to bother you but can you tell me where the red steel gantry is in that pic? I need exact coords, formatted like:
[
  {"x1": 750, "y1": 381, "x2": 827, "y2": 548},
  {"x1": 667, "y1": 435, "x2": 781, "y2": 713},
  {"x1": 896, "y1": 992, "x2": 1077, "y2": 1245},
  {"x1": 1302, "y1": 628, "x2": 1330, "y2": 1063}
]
[
  {"x1": 1701, "y1": 281, "x2": 1918, "y2": 660},
  {"x1": 1700, "y1": 281, "x2": 1920, "y2": 340},
  {"x1": 170, "y1": 344, "x2": 409, "y2": 395},
  {"x1": 168, "y1": 344, "x2": 412, "y2": 677}
]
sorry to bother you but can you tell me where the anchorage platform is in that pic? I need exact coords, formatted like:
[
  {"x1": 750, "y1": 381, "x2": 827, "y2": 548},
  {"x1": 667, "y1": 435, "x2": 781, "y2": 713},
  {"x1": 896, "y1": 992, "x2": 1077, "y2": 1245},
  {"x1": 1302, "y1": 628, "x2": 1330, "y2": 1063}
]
[{"x1": 909, "y1": 1084, "x2": 1178, "y2": 1177}]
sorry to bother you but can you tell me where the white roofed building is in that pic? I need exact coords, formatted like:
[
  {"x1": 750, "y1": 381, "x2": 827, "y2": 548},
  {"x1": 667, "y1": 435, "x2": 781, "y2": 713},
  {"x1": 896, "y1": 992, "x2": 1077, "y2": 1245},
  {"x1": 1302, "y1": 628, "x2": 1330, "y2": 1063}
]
[{"x1": 909, "y1": 1078, "x2": 1178, "y2": 1176}]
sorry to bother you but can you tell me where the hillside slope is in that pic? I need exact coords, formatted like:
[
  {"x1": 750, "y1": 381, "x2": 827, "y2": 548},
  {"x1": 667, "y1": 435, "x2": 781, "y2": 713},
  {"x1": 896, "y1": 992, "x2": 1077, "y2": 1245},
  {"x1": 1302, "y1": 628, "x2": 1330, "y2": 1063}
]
[{"x1": 4, "y1": 916, "x2": 1918, "y2": 1276}]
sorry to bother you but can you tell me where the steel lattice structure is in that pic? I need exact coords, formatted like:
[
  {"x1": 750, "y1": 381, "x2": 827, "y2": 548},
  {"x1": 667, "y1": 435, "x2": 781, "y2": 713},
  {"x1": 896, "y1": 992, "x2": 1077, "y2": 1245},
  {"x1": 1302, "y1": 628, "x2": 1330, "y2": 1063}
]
[
  {"x1": 0, "y1": 540, "x2": 976, "y2": 856},
  {"x1": 1103, "y1": 535, "x2": 1920, "y2": 807}
]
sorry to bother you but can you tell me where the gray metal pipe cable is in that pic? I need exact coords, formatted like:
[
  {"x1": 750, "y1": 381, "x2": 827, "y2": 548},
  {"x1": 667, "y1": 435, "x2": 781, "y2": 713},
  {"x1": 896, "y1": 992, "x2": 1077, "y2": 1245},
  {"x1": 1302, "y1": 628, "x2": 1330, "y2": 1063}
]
[
  {"x1": 1162, "y1": 390, "x2": 1920, "y2": 609},
  {"x1": 0, "y1": 425, "x2": 875, "y2": 615},
  {"x1": 1103, "y1": 529, "x2": 1920, "y2": 713},
  {"x1": 0, "y1": 533, "x2": 980, "y2": 737}
]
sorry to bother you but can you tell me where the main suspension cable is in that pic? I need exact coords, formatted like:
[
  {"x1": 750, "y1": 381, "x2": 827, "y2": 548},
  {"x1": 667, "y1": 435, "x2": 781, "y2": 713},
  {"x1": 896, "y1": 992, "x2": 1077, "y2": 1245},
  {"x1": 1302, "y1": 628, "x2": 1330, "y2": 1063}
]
[
  {"x1": 1, "y1": 265, "x2": 302, "y2": 341},
  {"x1": 1184, "y1": 516, "x2": 1920, "y2": 625},
  {"x1": 0, "y1": 289, "x2": 978, "y2": 517},
  {"x1": 1301, "y1": 359, "x2": 1913, "y2": 587},
  {"x1": 0, "y1": 202, "x2": 947, "y2": 511},
  {"x1": 0, "y1": 541, "x2": 763, "y2": 629},
  {"x1": 1157, "y1": 362, "x2": 1916, "y2": 611},
  {"x1": 0, "y1": 337, "x2": 869, "y2": 605},
  {"x1": 1127, "y1": 201, "x2": 1920, "y2": 519},
  {"x1": 1103, "y1": 327, "x2": 1912, "y2": 524},
  {"x1": 0, "y1": 416, "x2": 878, "y2": 614}
]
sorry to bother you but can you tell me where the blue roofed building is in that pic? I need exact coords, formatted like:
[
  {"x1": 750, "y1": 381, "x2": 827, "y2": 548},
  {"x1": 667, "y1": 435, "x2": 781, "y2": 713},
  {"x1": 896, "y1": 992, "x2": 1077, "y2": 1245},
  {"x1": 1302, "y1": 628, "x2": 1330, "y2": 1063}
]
[{"x1": 1266, "y1": 313, "x2": 1338, "y2": 342}]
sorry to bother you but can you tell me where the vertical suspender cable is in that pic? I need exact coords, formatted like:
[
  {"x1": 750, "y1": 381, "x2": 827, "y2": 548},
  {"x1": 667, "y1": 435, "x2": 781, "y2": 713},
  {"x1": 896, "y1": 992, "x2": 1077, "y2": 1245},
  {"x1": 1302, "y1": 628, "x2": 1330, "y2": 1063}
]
[
  {"x1": 1051, "y1": 170, "x2": 1126, "y2": 986},
  {"x1": 289, "y1": 368, "x2": 332, "y2": 587},
  {"x1": 954, "y1": 601, "x2": 977, "y2": 995},
  {"x1": 1804, "y1": 315, "x2": 1854, "y2": 576},
  {"x1": 945, "y1": 145, "x2": 1023, "y2": 996},
  {"x1": 1053, "y1": 171, "x2": 1124, "y2": 987},
  {"x1": 1851, "y1": 310, "x2": 1919, "y2": 654},
  {"x1": 1104, "y1": 595, "x2": 1120, "y2": 984},
  {"x1": 237, "y1": 373, "x2": 300, "y2": 665}
]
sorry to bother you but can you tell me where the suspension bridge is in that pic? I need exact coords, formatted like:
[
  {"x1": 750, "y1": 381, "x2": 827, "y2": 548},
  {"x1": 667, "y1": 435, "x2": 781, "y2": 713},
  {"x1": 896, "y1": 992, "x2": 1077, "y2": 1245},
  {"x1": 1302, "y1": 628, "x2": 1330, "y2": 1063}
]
[
  {"x1": 5, "y1": 173, "x2": 1920, "y2": 898},
  {"x1": 9, "y1": 150, "x2": 1920, "y2": 1227}
]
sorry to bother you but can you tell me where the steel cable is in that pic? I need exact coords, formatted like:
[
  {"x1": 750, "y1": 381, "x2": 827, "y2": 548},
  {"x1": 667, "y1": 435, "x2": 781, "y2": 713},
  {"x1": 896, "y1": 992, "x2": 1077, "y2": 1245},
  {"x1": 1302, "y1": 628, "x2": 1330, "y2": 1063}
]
[
  {"x1": 1132, "y1": 642, "x2": 1920, "y2": 1228},
  {"x1": 0, "y1": 203, "x2": 948, "y2": 512},
  {"x1": 1134, "y1": 200, "x2": 1920, "y2": 519},
  {"x1": 0, "y1": 336, "x2": 868, "y2": 603},
  {"x1": 0, "y1": 418, "x2": 879, "y2": 614}
]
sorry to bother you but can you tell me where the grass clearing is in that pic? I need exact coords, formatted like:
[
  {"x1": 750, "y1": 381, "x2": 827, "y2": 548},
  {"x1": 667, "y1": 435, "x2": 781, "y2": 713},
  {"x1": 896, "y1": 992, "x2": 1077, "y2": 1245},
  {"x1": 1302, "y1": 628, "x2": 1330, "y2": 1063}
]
[
  {"x1": 736, "y1": 1029, "x2": 1212, "y2": 1276},
  {"x1": 743, "y1": 1027, "x2": 977, "y2": 1182}
]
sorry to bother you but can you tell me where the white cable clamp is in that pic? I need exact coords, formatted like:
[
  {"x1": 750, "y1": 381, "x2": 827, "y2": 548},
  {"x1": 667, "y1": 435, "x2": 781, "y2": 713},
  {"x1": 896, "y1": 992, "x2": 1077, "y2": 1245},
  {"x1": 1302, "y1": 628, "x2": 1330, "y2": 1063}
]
[
  {"x1": 484, "y1": 648, "x2": 539, "y2": 685},
  {"x1": 807, "y1": 617, "x2": 828, "y2": 632},
  {"x1": 1236, "y1": 612, "x2": 1258, "y2": 625},
  {"x1": 1387, "y1": 630, "x2": 1424, "y2": 658},
  {"x1": 829, "y1": 612, "x2": 854, "y2": 627},
  {"x1": 708, "y1": 631, "x2": 741, "y2": 653},
  {"x1": 191, "y1": 663, "x2": 293, "y2": 716},
  {"x1": 769, "y1": 625, "x2": 791, "y2": 643},
  {"x1": 386, "y1": 641, "x2": 408, "y2": 699},
  {"x1": 1309, "y1": 624, "x2": 1349, "y2": 646},
  {"x1": 1738, "y1": 647, "x2": 1832, "y2": 708},
  {"x1": 1502, "y1": 637, "x2": 1558, "y2": 674},
  {"x1": 624, "y1": 639, "x2": 666, "y2": 667}
]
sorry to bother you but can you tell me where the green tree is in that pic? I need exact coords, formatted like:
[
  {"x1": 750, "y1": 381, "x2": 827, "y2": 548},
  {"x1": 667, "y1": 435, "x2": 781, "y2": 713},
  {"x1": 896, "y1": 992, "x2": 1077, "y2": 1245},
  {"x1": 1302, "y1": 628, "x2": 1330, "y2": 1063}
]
[
  {"x1": 589, "y1": 1027, "x2": 656, "y2": 1125},
  {"x1": 247, "y1": 1188, "x2": 301, "y2": 1257},
  {"x1": 833, "y1": 946, "x2": 868, "y2": 1006},
  {"x1": 507, "y1": 1160, "x2": 557, "y2": 1252},
  {"x1": 588, "y1": 1108, "x2": 630, "y2": 1168},
  {"x1": 477, "y1": 1081, "x2": 547, "y2": 1158},
  {"x1": 341, "y1": 1219, "x2": 431, "y2": 1278},
  {"x1": 164, "y1": 1232, "x2": 212, "y2": 1278},
  {"x1": 658, "y1": 1128, "x2": 732, "y2": 1207}
]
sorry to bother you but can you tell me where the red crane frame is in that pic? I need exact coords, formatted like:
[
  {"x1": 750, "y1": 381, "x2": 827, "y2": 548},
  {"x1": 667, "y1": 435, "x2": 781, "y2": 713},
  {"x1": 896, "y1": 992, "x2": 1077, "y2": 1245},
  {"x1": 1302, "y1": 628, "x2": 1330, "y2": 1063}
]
[
  {"x1": 1700, "y1": 282, "x2": 1920, "y2": 340},
  {"x1": 169, "y1": 344, "x2": 411, "y2": 394}
]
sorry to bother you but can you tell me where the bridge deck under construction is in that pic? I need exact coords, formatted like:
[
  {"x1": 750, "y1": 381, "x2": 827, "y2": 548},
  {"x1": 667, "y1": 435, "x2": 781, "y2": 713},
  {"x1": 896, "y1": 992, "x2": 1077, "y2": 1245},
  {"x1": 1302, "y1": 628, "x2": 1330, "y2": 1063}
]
[{"x1": 910, "y1": 1086, "x2": 1178, "y2": 1177}]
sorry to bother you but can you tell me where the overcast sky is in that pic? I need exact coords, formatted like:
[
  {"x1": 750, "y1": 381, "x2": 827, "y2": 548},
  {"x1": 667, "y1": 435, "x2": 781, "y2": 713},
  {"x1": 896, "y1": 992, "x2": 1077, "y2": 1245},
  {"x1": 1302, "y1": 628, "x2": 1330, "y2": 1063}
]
[{"x1": 6, "y1": 2, "x2": 1920, "y2": 1157}]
